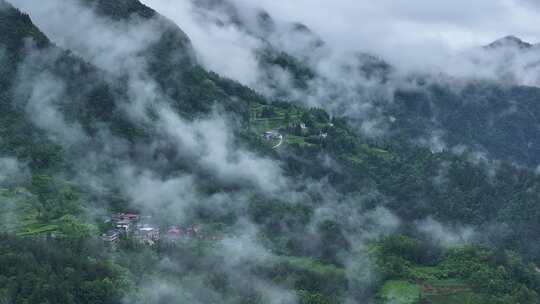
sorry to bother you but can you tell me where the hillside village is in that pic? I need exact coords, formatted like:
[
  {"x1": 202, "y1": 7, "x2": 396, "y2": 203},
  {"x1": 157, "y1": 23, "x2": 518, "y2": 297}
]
[
  {"x1": 99, "y1": 104, "x2": 334, "y2": 250},
  {"x1": 252, "y1": 103, "x2": 334, "y2": 149},
  {"x1": 102, "y1": 213, "x2": 204, "y2": 248}
]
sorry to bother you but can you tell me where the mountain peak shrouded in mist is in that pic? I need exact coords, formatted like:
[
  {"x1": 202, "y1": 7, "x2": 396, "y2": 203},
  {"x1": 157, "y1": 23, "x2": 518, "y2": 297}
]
[
  {"x1": 485, "y1": 35, "x2": 534, "y2": 49},
  {"x1": 78, "y1": 0, "x2": 194, "y2": 53},
  {"x1": 256, "y1": 10, "x2": 275, "y2": 34},
  {"x1": 78, "y1": 0, "x2": 156, "y2": 20},
  {"x1": 0, "y1": 1, "x2": 49, "y2": 50}
]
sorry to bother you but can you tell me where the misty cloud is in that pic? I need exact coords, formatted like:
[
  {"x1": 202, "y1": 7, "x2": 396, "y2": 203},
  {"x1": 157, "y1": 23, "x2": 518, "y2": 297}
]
[
  {"x1": 18, "y1": 70, "x2": 87, "y2": 146},
  {"x1": 141, "y1": 0, "x2": 540, "y2": 76},
  {"x1": 135, "y1": 0, "x2": 263, "y2": 84},
  {"x1": 416, "y1": 217, "x2": 476, "y2": 247},
  {"x1": 10, "y1": 0, "x2": 289, "y2": 196},
  {"x1": 4, "y1": 3, "x2": 304, "y2": 300},
  {"x1": 226, "y1": 0, "x2": 540, "y2": 53},
  {"x1": 11, "y1": 0, "x2": 165, "y2": 75},
  {"x1": 157, "y1": 109, "x2": 287, "y2": 193},
  {"x1": 0, "y1": 157, "x2": 27, "y2": 185},
  {"x1": 136, "y1": 0, "x2": 540, "y2": 155}
]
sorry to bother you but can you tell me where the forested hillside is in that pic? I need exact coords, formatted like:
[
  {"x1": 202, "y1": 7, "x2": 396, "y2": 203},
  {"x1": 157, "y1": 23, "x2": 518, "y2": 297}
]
[
  {"x1": 1, "y1": 0, "x2": 540, "y2": 303},
  {"x1": 184, "y1": 0, "x2": 540, "y2": 167}
]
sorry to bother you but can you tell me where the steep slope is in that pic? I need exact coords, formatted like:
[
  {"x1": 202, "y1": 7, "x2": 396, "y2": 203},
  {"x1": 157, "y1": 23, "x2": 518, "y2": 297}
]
[
  {"x1": 387, "y1": 80, "x2": 540, "y2": 164},
  {"x1": 0, "y1": 1, "x2": 151, "y2": 173},
  {"x1": 0, "y1": 0, "x2": 48, "y2": 88},
  {"x1": 181, "y1": 1, "x2": 540, "y2": 167},
  {"x1": 0, "y1": 0, "x2": 269, "y2": 171},
  {"x1": 81, "y1": 0, "x2": 156, "y2": 20},
  {"x1": 0, "y1": 3, "x2": 69, "y2": 171},
  {"x1": 77, "y1": 0, "x2": 251, "y2": 115}
]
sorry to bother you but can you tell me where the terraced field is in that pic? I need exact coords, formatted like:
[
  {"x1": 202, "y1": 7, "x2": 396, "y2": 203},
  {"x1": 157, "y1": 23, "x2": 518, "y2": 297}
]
[
  {"x1": 377, "y1": 268, "x2": 488, "y2": 304},
  {"x1": 248, "y1": 103, "x2": 303, "y2": 133},
  {"x1": 0, "y1": 188, "x2": 60, "y2": 236},
  {"x1": 249, "y1": 103, "x2": 314, "y2": 148}
]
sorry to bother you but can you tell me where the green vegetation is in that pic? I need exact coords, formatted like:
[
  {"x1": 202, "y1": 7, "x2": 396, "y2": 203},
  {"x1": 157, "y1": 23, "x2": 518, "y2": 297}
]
[
  {"x1": 246, "y1": 96, "x2": 540, "y2": 270},
  {"x1": 286, "y1": 134, "x2": 314, "y2": 147},
  {"x1": 256, "y1": 48, "x2": 316, "y2": 90},
  {"x1": 0, "y1": 180, "x2": 83, "y2": 237},
  {"x1": 3, "y1": 0, "x2": 540, "y2": 303},
  {"x1": 378, "y1": 280, "x2": 421, "y2": 304},
  {"x1": 390, "y1": 82, "x2": 540, "y2": 167},
  {"x1": 0, "y1": 234, "x2": 131, "y2": 304},
  {"x1": 270, "y1": 256, "x2": 347, "y2": 303},
  {"x1": 286, "y1": 256, "x2": 346, "y2": 279},
  {"x1": 80, "y1": 0, "x2": 156, "y2": 20},
  {"x1": 17, "y1": 223, "x2": 58, "y2": 236},
  {"x1": 249, "y1": 103, "x2": 302, "y2": 131},
  {"x1": 248, "y1": 101, "x2": 336, "y2": 150},
  {"x1": 373, "y1": 235, "x2": 540, "y2": 304}
]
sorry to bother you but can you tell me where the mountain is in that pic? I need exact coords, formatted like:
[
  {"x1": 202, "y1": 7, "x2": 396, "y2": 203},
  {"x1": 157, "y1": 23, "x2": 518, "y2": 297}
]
[
  {"x1": 0, "y1": 0, "x2": 48, "y2": 88},
  {"x1": 388, "y1": 80, "x2": 540, "y2": 165},
  {"x1": 189, "y1": 0, "x2": 325, "y2": 92},
  {"x1": 185, "y1": 1, "x2": 540, "y2": 168},
  {"x1": 3, "y1": 1, "x2": 540, "y2": 304},
  {"x1": 485, "y1": 35, "x2": 534, "y2": 49},
  {"x1": 80, "y1": 0, "x2": 157, "y2": 20},
  {"x1": 226, "y1": 17, "x2": 540, "y2": 166}
]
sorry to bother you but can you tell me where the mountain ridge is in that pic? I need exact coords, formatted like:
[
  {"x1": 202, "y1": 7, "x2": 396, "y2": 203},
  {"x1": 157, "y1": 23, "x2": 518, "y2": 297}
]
[{"x1": 485, "y1": 35, "x2": 536, "y2": 49}]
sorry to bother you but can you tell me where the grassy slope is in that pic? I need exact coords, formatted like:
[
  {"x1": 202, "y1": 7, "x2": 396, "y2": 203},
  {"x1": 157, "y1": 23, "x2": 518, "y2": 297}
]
[
  {"x1": 377, "y1": 269, "x2": 485, "y2": 304},
  {"x1": 0, "y1": 189, "x2": 62, "y2": 236},
  {"x1": 378, "y1": 280, "x2": 421, "y2": 304}
]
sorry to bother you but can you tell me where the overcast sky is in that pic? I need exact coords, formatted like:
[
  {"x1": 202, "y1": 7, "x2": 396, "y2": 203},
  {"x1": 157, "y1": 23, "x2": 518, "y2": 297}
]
[
  {"x1": 224, "y1": 0, "x2": 540, "y2": 49},
  {"x1": 141, "y1": 0, "x2": 540, "y2": 67}
]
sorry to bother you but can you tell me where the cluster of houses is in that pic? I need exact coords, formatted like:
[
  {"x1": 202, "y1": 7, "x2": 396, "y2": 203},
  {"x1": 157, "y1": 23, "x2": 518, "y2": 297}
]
[
  {"x1": 102, "y1": 213, "x2": 201, "y2": 248},
  {"x1": 288, "y1": 121, "x2": 307, "y2": 135},
  {"x1": 262, "y1": 131, "x2": 281, "y2": 141},
  {"x1": 261, "y1": 120, "x2": 334, "y2": 145},
  {"x1": 288, "y1": 121, "x2": 332, "y2": 139}
]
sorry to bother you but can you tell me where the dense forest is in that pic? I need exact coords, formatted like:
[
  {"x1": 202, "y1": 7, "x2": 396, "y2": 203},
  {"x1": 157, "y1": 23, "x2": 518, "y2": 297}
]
[{"x1": 2, "y1": 0, "x2": 540, "y2": 303}]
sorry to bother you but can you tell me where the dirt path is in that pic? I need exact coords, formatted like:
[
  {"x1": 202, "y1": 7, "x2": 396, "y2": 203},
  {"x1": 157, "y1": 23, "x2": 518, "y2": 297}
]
[{"x1": 272, "y1": 134, "x2": 283, "y2": 149}]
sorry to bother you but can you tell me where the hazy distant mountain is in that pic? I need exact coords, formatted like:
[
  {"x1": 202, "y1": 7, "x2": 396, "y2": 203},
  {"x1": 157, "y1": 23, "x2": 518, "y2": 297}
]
[{"x1": 485, "y1": 35, "x2": 535, "y2": 50}]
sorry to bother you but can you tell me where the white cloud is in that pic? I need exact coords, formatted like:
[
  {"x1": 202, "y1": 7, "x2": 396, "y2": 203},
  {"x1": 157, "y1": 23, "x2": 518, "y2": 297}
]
[
  {"x1": 227, "y1": 0, "x2": 539, "y2": 51},
  {"x1": 157, "y1": 109, "x2": 287, "y2": 193},
  {"x1": 10, "y1": 0, "x2": 163, "y2": 75},
  {"x1": 416, "y1": 217, "x2": 476, "y2": 247},
  {"x1": 18, "y1": 69, "x2": 87, "y2": 146},
  {"x1": 0, "y1": 157, "x2": 27, "y2": 185},
  {"x1": 10, "y1": 0, "x2": 289, "y2": 195},
  {"x1": 139, "y1": 0, "x2": 540, "y2": 79},
  {"x1": 138, "y1": 0, "x2": 262, "y2": 84}
]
